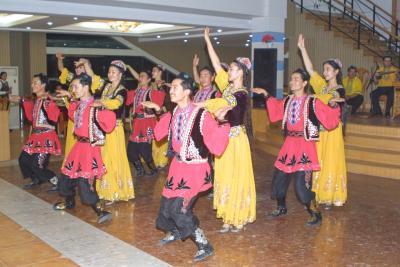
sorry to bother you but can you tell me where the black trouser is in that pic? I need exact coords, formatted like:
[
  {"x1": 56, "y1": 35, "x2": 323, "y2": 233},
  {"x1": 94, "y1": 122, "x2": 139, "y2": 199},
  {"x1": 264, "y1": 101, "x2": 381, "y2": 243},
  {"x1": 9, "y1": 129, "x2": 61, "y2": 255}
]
[
  {"x1": 156, "y1": 196, "x2": 199, "y2": 240},
  {"x1": 346, "y1": 94, "x2": 364, "y2": 114},
  {"x1": 18, "y1": 151, "x2": 55, "y2": 183},
  {"x1": 371, "y1": 86, "x2": 394, "y2": 115},
  {"x1": 271, "y1": 168, "x2": 315, "y2": 206},
  {"x1": 127, "y1": 141, "x2": 153, "y2": 163},
  {"x1": 58, "y1": 174, "x2": 99, "y2": 206}
]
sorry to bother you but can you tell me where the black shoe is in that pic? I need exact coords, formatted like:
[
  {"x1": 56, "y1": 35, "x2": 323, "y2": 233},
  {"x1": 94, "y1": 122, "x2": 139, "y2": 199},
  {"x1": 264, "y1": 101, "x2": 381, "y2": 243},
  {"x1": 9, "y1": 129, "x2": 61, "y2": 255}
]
[
  {"x1": 23, "y1": 179, "x2": 40, "y2": 189},
  {"x1": 53, "y1": 197, "x2": 75, "y2": 210},
  {"x1": 92, "y1": 202, "x2": 112, "y2": 224},
  {"x1": 145, "y1": 160, "x2": 158, "y2": 177},
  {"x1": 191, "y1": 228, "x2": 214, "y2": 262},
  {"x1": 97, "y1": 211, "x2": 112, "y2": 224},
  {"x1": 159, "y1": 230, "x2": 181, "y2": 245},
  {"x1": 306, "y1": 212, "x2": 322, "y2": 226},
  {"x1": 133, "y1": 160, "x2": 145, "y2": 177},
  {"x1": 47, "y1": 184, "x2": 58, "y2": 193},
  {"x1": 268, "y1": 206, "x2": 287, "y2": 217}
]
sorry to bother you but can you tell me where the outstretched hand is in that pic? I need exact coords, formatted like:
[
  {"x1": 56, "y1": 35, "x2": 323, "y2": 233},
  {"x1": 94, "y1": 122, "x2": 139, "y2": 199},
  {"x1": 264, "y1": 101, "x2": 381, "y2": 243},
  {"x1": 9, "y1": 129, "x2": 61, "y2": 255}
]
[
  {"x1": 56, "y1": 89, "x2": 71, "y2": 99},
  {"x1": 193, "y1": 54, "x2": 200, "y2": 67},
  {"x1": 141, "y1": 101, "x2": 161, "y2": 111},
  {"x1": 252, "y1": 87, "x2": 269, "y2": 97},
  {"x1": 204, "y1": 27, "x2": 211, "y2": 41},
  {"x1": 194, "y1": 101, "x2": 207, "y2": 108},
  {"x1": 297, "y1": 34, "x2": 305, "y2": 50},
  {"x1": 9, "y1": 95, "x2": 21, "y2": 103},
  {"x1": 328, "y1": 97, "x2": 345, "y2": 107},
  {"x1": 56, "y1": 52, "x2": 64, "y2": 60}
]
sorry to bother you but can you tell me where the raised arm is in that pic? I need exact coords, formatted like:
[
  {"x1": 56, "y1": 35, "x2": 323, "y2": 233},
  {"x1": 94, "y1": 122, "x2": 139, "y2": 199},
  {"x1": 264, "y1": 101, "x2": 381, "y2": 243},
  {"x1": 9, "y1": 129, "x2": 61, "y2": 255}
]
[
  {"x1": 80, "y1": 58, "x2": 94, "y2": 77},
  {"x1": 56, "y1": 53, "x2": 65, "y2": 73},
  {"x1": 192, "y1": 54, "x2": 200, "y2": 84},
  {"x1": 126, "y1": 65, "x2": 139, "y2": 80},
  {"x1": 204, "y1": 27, "x2": 222, "y2": 74},
  {"x1": 297, "y1": 34, "x2": 315, "y2": 76}
]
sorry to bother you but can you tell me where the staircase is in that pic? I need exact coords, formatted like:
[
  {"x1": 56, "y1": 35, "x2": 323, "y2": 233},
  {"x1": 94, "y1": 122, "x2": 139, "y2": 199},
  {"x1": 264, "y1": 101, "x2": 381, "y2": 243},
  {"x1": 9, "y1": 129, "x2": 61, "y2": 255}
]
[
  {"x1": 291, "y1": 0, "x2": 400, "y2": 66},
  {"x1": 254, "y1": 120, "x2": 400, "y2": 180}
]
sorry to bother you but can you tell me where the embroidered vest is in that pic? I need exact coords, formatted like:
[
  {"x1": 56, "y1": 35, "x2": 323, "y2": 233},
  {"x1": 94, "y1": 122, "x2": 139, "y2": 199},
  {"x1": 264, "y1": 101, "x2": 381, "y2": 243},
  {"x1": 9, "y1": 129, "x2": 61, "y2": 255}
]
[
  {"x1": 282, "y1": 95, "x2": 320, "y2": 141},
  {"x1": 32, "y1": 98, "x2": 56, "y2": 130}
]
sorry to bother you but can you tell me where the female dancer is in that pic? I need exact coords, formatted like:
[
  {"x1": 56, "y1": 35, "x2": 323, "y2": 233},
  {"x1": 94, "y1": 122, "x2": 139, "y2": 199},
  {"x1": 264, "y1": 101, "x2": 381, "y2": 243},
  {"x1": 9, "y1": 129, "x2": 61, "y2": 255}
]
[
  {"x1": 200, "y1": 27, "x2": 256, "y2": 232},
  {"x1": 298, "y1": 34, "x2": 347, "y2": 207},
  {"x1": 94, "y1": 60, "x2": 135, "y2": 204}
]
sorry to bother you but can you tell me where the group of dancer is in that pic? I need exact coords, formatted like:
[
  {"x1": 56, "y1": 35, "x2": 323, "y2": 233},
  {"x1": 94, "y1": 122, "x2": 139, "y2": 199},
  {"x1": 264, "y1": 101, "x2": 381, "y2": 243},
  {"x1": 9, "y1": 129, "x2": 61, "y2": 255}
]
[{"x1": 12, "y1": 30, "x2": 347, "y2": 261}]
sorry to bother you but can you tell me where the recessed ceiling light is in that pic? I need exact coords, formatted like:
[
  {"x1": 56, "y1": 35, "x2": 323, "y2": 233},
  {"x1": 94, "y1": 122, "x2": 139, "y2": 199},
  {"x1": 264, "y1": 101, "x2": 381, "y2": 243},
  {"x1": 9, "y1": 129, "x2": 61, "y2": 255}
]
[
  {"x1": 156, "y1": 35, "x2": 161, "y2": 38},
  {"x1": 216, "y1": 41, "x2": 220, "y2": 45},
  {"x1": 47, "y1": 21, "x2": 53, "y2": 26},
  {"x1": 73, "y1": 17, "x2": 78, "y2": 21},
  {"x1": 245, "y1": 43, "x2": 249, "y2": 47},
  {"x1": 184, "y1": 32, "x2": 189, "y2": 36},
  {"x1": 213, "y1": 37, "x2": 218, "y2": 40},
  {"x1": 183, "y1": 39, "x2": 188, "y2": 43},
  {"x1": 217, "y1": 29, "x2": 222, "y2": 33},
  {"x1": 26, "y1": 26, "x2": 31, "y2": 30},
  {"x1": 63, "y1": 43, "x2": 67, "y2": 46},
  {"x1": 249, "y1": 34, "x2": 253, "y2": 37},
  {"x1": 246, "y1": 39, "x2": 251, "y2": 43}
]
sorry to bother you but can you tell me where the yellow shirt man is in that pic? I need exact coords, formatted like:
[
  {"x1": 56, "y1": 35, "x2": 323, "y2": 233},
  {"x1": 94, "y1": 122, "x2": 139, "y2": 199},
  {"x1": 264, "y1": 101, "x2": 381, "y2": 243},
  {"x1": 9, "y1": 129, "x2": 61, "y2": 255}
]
[
  {"x1": 343, "y1": 76, "x2": 363, "y2": 98},
  {"x1": 376, "y1": 66, "x2": 398, "y2": 88}
]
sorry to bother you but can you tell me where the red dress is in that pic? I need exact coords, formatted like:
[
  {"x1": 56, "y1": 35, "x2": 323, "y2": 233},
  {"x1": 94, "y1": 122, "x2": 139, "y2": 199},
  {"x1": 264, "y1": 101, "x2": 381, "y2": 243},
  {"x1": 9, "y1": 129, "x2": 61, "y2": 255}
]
[
  {"x1": 61, "y1": 98, "x2": 116, "y2": 180},
  {"x1": 266, "y1": 95, "x2": 340, "y2": 173},
  {"x1": 154, "y1": 103, "x2": 230, "y2": 207},
  {"x1": 22, "y1": 97, "x2": 61, "y2": 155},
  {"x1": 126, "y1": 87, "x2": 165, "y2": 143}
]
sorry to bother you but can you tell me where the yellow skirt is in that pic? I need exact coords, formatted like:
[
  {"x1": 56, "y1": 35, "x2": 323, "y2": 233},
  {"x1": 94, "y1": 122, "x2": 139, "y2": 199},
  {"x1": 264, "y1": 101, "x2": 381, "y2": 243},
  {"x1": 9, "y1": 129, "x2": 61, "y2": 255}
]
[
  {"x1": 152, "y1": 139, "x2": 169, "y2": 168},
  {"x1": 64, "y1": 119, "x2": 76, "y2": 158},
  {"x1": 312, "y1": 123, "x2": 347, "y2": 206},
  {"x1": 213, "y1": 128, "x2": 256, "y2": 227},
  {"x1": 96, "y1": 123, "x2": 135, "y2": 201}
]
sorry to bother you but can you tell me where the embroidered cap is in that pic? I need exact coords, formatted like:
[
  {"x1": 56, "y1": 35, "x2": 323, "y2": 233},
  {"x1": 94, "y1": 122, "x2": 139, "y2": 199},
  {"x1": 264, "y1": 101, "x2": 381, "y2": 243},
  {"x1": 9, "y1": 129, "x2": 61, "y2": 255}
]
[
  {"x1": 110, "y1": 60, "x2": 126, "y2": 72},
  {"x1": 235, "y1": 57, "x2": 252, "y2": 70},
  {"x1": 326, "y1": 58, "x2": 343, "y2": 69}
]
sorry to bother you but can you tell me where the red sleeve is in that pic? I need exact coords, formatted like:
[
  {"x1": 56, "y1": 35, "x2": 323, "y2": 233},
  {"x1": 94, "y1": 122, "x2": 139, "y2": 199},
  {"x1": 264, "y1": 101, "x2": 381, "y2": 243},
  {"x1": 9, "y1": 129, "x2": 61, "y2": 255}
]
[
  {"x1": 201, "y1": 111, "x2": 230, "y2": 156},
  {"x1": 43, "y1": 100, "x2": 60, "y2": 122},
  {"x1": 96, "y1": 109, "x2": 116, "y2": 133},
  {"x1": 266, "y1": 97, "x2": 285, "y2": 122},
  {"x1": 154, "y1": 112, "x2": 171, "y2": 141},
  {"x1": 125, "y1": 90, "x2": 135, "y2": 106},
  {"x1": 315, "y1": 99, "x2": 340, "y2": 130},
  {"x1": 22, "y1": 99, "x2": 34, "y2": 122},
  {"x1": 67, "y1": 101, "x2": 79, "y2": 121},
  {"x1": 151, "y1": 90, "x2": 166, "y2": 107}
]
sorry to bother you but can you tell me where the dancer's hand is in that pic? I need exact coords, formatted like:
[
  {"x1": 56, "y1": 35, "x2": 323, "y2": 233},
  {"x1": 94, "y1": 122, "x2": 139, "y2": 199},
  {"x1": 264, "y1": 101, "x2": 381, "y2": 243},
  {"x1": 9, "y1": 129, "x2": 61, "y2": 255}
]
[
  {"x1": 328, "y1": 97, "x2": 345, "y2": 107},
  {"x1": 214, "y1": 106, "x2": 232, "y2": 121},
  {"x1": 193, "y1": 54, "x2": 199, "y2": 67},
  {"x1": 297, "y1": 34, "x2": 305, "y2": 50},
  {"x1": 91, "y1": 100, "x2": 103, "y2": 107},
  {"x1": 9, "y1": 95, "x2": 21, "y2": 103},
  {"x1": 56, "y1": 89, "x2": 71, "y2": 99},
  {"x1": 56, "y1": 53, "x2": 64, "y2": 60},
  {"x1": 141, "y1": 101, "x2": 160, "y2": 111},
  {"x1": 204, "y1": 27, "x2": 211, "y2": 41},
  {"x1": 252, "y1": 87, "x2": 269, "y2": 97}
]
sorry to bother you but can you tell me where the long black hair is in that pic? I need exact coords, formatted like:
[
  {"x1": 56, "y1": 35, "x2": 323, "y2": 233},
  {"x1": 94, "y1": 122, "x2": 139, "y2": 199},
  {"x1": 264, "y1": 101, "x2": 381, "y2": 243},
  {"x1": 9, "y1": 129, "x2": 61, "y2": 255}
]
[{"x1": 323, "y1": 59, "x2": 343, "y2": 85}]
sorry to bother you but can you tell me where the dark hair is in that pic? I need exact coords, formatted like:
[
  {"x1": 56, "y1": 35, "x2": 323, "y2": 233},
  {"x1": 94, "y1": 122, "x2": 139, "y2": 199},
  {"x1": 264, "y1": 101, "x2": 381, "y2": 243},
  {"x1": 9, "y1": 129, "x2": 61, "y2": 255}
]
[
  {"x1": 33, "y1": 73, "x2": 49, "y2": 91},
  {"x1": 292, "y1": 68, "x2": 310, "y2": 93},
  {"x1": 231, "y1": 60, "x2": 250, "y2": 88},
  {"x1": 176, "y1": 72, "x2": 195, "y2": 94},
  {"x1": 347, "y1": 65, "x2": 357, "y2": 72},
  {"x1": 153, "y1": 65, "x2": 164, "y2": 72},
  {"x1": 383, "y1": 56, "x2": 392, "y2": 61},
  {"x1": 0, "y1": 72, "x2": 7, "y2": 77},
  {"x1": 73, "y1": 73, "x2": 93, "y2": 94},
  {"x1": 199, "y1": 66, "x2": 215, "y2": 76},
  {"x1": 323, "y1": 59, "x2": 343, "y2": 85}
]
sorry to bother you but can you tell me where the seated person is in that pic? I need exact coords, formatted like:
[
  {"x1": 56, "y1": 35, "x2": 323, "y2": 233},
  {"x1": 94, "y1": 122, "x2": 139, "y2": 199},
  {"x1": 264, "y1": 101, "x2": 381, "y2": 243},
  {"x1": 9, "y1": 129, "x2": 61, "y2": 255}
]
[
  {"x1": 370, "y1": 56, "x2": 399, "y2": 117},
  {"x1": 343, "y1": 65, "x2": 363, "y2": 114}
]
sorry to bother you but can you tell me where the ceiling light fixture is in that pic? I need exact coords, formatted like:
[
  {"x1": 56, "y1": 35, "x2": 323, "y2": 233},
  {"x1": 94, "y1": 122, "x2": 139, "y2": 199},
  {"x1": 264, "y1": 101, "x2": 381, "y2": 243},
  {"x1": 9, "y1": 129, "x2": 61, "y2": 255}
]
[
  {"x1": 249, "y1": 34, "x2": 253, "y2": 37},
  {"x1": 217, "y1": 29, "x2": 222, "y2": 33},
  {"x1": 47, "y1": 21, "x2": 53, "y2": 26},
  {"x1": 213, "y1": 37, "x2": 218, "y2": 40},
  {"x1": 245, "y1": 43, "x2": 249, "y2": 47},
  {"x1": 216, "y1": 41, "x2": 220, "y2": 45},
  {"x1": 183, "y1": 39, "x2": 188, "y2": 43},
  {"x1": 184, "y1": 32, "x2": 189, "y2": 36},
  {"x1": 108, "y1": 21, "x2": 141, "y2": 32},
  {"x1": 26, "y1": 26, "x2": 31, "y2": 30},
  {"x1": 73, "y1": 17, "x2": 78, "y2": 21},
  {"x1": 156, "y1": 35, "x2": 161, "y2": 38}
]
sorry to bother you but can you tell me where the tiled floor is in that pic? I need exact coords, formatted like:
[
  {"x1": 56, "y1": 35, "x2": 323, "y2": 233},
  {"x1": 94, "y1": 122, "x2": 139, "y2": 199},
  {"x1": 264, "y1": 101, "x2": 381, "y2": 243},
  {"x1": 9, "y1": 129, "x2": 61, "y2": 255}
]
[
  {"x1": 0, "y1": 212, "x2": 77, "y2": 267},
  {"x1": 1, "y1": 145, "x2": 399, "y2": 266},
  {"x1": 0, "y1": 129, "x2": 400, "y2": 267}
]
